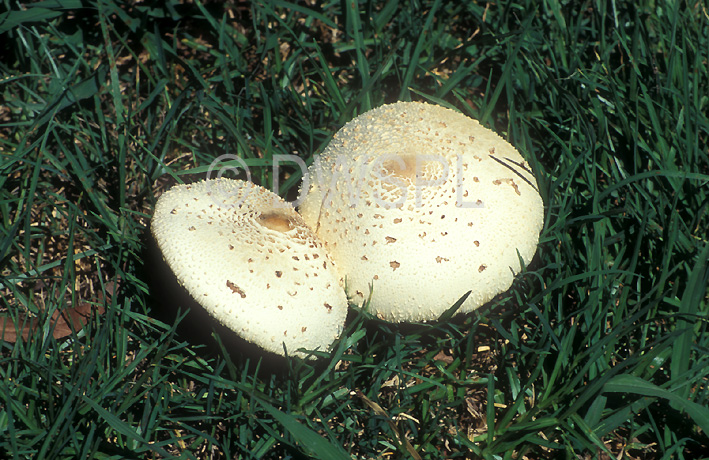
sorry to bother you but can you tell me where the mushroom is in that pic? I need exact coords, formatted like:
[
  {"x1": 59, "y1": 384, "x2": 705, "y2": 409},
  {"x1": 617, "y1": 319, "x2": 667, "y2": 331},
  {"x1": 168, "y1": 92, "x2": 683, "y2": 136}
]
[
  {"x1": 298, "y1": 101, "x2": 544, "y2": 322},
  {"x1": 151, "y1": 178, "x2": 348, "y2": 358}
]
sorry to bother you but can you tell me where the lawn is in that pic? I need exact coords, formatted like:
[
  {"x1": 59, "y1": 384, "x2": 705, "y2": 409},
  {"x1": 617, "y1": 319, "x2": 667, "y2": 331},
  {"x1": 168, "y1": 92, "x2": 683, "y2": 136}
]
[{"x1": 1, "y1": 0, "x2": 708, "y2": 459}]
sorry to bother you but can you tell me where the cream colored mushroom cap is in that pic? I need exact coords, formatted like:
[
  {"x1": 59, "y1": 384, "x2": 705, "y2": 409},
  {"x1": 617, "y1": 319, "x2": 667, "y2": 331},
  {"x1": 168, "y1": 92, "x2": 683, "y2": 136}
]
[
  {"x1": 298, "y1": 101, "x2": 544, "y2": 322},
  {"x1": 151, "y1": 178, "x2": 348, "y2": 358}
]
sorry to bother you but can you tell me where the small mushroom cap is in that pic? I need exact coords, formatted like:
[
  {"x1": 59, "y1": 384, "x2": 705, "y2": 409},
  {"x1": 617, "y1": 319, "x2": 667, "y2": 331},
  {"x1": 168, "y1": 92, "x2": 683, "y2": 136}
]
[
  {"x1": 298, "y1": 102, "x2": 544, "y2": 322},
  {"x1": 151, "y1": 178, "x2": 348, "y2": 358}
]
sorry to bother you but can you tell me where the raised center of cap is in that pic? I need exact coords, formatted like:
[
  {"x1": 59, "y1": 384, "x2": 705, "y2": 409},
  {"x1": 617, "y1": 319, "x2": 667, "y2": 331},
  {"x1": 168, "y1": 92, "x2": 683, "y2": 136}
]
[
  {"x1": 258, "y1": 211, "x2": 295, "y2": 232},
  {"x1": 381, "y1": 154, "x2": 417, "y2": 180}
]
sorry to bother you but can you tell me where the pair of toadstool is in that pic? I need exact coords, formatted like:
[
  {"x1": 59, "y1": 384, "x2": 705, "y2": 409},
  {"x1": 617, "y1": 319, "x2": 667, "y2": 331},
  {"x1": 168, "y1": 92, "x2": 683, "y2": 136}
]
[{"x1": 151, "y1": 102, "x2": 544, "y2": 358}]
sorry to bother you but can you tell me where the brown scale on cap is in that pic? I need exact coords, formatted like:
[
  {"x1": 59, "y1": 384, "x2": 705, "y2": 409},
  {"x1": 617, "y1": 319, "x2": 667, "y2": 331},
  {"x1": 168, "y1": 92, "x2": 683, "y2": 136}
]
[{"x1": 225, "y1": 280, "x2": 246, "y2": 297}]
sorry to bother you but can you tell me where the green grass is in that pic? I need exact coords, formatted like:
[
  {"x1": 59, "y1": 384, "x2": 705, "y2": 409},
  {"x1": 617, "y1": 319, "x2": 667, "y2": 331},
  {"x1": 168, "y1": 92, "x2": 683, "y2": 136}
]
[{"x1": 1, "y1": 0, "x2": 708, "y2": 458}]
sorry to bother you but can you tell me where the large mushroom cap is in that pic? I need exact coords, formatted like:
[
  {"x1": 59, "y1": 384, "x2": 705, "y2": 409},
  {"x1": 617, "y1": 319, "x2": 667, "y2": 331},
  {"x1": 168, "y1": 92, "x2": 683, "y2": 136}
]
[
  {"x1": 151, "y1": 178, "x2": 348, "y2": 358},
  {"x1": 298, "y1": 101, "x2": 544, "y2": 322}
]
